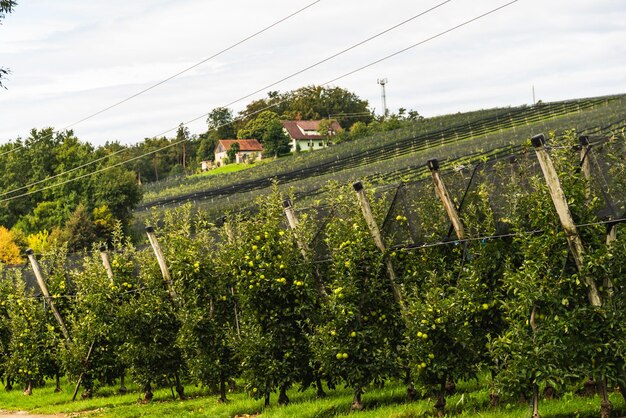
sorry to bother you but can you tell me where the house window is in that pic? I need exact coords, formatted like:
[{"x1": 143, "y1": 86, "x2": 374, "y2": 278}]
[{"x1": 318, "y1": 141, "x2": 323, "y2": 147}]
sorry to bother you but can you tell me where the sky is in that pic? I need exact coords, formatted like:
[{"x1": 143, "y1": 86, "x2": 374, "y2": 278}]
[{"x1": 1, "y1": 0, "x2": 625, "y2": 146}]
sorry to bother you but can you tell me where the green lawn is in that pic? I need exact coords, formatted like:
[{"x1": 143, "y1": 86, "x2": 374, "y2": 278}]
[
  {"x1": 189, "y1": 161, "x2": 268, "y2": 178},
  {"x1": 1, "y1": 377, "x2": 624, "y2": 417}
]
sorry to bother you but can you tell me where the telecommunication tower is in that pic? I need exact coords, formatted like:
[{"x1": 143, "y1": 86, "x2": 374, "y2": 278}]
[{"x1": 377, "y1": 78, "x2": 388, "y2": 118}]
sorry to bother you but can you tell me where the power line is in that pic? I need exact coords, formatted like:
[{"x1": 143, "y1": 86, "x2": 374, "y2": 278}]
[
  {"x1": 0, "y1": 0, "x2": 323, "y2": 155},
  {"x1": 0, "y1": 0, "x2": 454, "y2": 200},
  {"x1": 0, "y1": 0, "x2": 520, "y2": 205},
  {"x1": 320, "y1": 0, "x2": 519, "y2": 86}
]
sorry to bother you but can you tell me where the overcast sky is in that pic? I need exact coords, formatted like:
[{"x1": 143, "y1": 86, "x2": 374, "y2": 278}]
[{"x1": 1, "y1": 0, "x2": 624, "y2": 146}]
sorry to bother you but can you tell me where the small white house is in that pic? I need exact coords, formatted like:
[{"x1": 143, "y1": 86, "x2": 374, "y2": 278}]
[
  {"x1": 282, "y1": 120, "x2": 342, "y2": 152},
  {"x1": 214, "y1": 139, "x2": 264, "y2": 166}
]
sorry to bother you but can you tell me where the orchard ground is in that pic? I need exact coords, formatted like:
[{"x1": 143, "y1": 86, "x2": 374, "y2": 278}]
[{"x1": 1, "y1": 375, "x2": 625, "y2": 417}]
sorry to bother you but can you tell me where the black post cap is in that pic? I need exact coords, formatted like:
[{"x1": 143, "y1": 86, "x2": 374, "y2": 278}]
[
  {"x1": 427, "y1": 159, "x2": 439, "y2": 171},
  {"x1": 579, "y1": 135, "x2": 590, "y2": 146},
  {"x1": 531, "y1": 134, "x2": 546, "y2": 148},
  {"x1": 25, "y1": 248, "x2": 34, "y2": 256},
  {"x1": 145, "y1": 226, "x2": 155, "y2": 233},
  {"x1": 282, "y1": 198, "x2": 292, "y2": 209},
  {"x1": 99, "y1": 245, "x2": 108, "y2": 252},
  {"x1": 352, "y1": 181, "x2": 364, "y2": 192}
]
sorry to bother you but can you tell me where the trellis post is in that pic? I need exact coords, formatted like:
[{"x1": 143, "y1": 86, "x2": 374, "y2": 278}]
[
  {"x1": 427, "y1": 159, "x2": 465, "y2": 240},
  {"x1": 25, "y1": 249, "x2": 71, "y2": 343},
  {"x1": 283, "y1": 198, "x2": 328, "y2": 298},
  {"x1": 99, "y1": 245, "x2": 114, "y2": 282},
  {"x1": 579, "y1": 136, "x2": 592, "y2": 188},
  {"x1": 531, "y1": 133, "x2": 601, "y2": 307},
  {"x1": 352, "y1": 181, "x2": 404, "y2": 310},
  {"x1": 145, "y1": 226, "x2": 179, "y2": 304}
]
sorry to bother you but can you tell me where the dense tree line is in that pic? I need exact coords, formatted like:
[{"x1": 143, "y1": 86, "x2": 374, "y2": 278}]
[{"x1": 0, "y1": 129, "x2": 142, "y2": 256}]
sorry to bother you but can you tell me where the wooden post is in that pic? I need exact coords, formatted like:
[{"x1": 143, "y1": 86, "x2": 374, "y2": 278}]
[
  {"x1": 606, "y1": 224, "x2": 617, "y2": 245},
  {"x1": 72, "y1": 340, "x2": 95, "y2": 401},
  {"x1": 25, "y1": 249, "x2": 71, "y2": 343},
  {"x1": 578, "y1": 136, "x2": 592, "y2": 184},
  {"x1": 99, "y1": 245, "x2": 114, "y2": 282},
  {"x1": 145, "y1": 226, "x2": 179, "y2": 303},
  {"x1": 283, "y1": 198, "x2": 327, "y2": 298},
  {"x1": 531, "y1": 134, "x2": 601, "y2": 307},
  {"x1": 427, "y1": 159, "x2": 465, "y2": 240},
  {"x1": 353, "y1": 181, "x2": 405, "y2": 310}
]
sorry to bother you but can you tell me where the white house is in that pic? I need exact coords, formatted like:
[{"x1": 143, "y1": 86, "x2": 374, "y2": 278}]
[
  {"x1": 214, "y1": 139, "x2": 264, "y2": 166},
  {"x1": 281, "y1": 120, "x2": 342, "y2": 152}
]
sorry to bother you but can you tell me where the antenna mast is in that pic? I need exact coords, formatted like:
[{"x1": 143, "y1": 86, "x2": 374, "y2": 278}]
[{"x1": 377, "y1": 78, "x2": 388, "y2": 119}]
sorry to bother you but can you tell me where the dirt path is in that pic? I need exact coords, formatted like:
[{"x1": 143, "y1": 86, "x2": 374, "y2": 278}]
[{"x1": 0, "y1": 412, "x2": 65, "y2": 418}]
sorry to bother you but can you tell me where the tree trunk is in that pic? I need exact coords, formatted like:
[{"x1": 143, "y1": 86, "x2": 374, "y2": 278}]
[
  {"x1": 23, "y1": 380, "x2": 32, "y2": 396},
  {"x1": 54, "y1": 374, "x2": 62, "y2": 393},
  {"x1": 351, "y1": 387, "x2": 363, "y2": 410},
  {"x1": 600, "y1": 379, "x2": 612, "y2": 418},
  {"x1": 434, "y1": 380, "x2": 446, "y2": 417},
  {"x1": 182, "y1": 142, "x2": 186, "y2": 170},
  {"x1": 264, "y1": 392, "x2": 270, "y2": 407},
  {"x1": 81, "y1": 387, "x2": 93, "y2": 399},
  {"x1": 316, "y1": 377, "x2": 326, "y2": 398},
  {"x1": 406, "y1": 368, "x2": 417, "y2": 401},
  {"x1": 489, "y1": 369, "x2": 500, "y2": 407},
  {"x1": 119, "y1": 373, "x2": 127, "y2": 395},
  {"x1": 218, "y1": 379, "x2": 228, "y2": 403},
  {"x1": 532, "y1": 383, "x2": 541, "y2": 418},
  {"x1": 174, "y1": 373, "x2": 185, "y2": 400},
  {"x1": 445, "y1": 379, "x2": 456, "y2": 394},
  {"x1": 278, "y1": 385, "x2": 289, "y2": 406},
  {"x1": 142, "y1": 382, "x2": 153, "y2": 403},
  {"x1": 583, "y1": 377, "x2": 596, "y2": 397},
  {"x1": 543, "y1": 385, "x2": 556, "y2": 400}
]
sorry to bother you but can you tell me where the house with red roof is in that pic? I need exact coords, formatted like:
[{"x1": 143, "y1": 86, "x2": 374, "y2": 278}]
[
  {"x1": 281, "y1": 120, "x2": 342, "y2": 152},
  {"x1": 214, "y1": 139, "x2": 264, "y2": 166}
]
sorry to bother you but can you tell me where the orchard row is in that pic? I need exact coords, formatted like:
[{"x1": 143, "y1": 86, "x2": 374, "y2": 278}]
[{"x1": 0, "y1": 131, "x2": 624, "y2": 416}]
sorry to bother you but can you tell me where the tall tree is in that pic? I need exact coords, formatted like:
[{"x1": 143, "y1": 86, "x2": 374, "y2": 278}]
[
  {"x1": 175, "y1": 124, "x2": 189, "y2": 170},
  {"x1": 237, "y1": 111, "x2": 290, "y2": 158},
  {"x1": 207, "y1": 107, "x2": 236, "y2": 139},
  {"x1": 238, "y1": 86, "x2": 373, "y2": 129}
]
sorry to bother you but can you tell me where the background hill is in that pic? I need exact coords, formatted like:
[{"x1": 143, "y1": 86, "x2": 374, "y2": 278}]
[{"x1": 135, "y1": 93, "x2": 626, "y2": 226}]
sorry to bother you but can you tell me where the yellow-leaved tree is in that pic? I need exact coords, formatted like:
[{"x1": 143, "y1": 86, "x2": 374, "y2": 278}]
[{"x1": 0, "y1": 226, "x2": 23, "y2": 265}]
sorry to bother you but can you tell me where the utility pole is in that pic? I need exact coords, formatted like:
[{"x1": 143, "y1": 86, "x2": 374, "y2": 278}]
[
  {"x1": 532, "y1": 85, "x2": 536, "y2": 105},
  {"x1": 377, "y1": 78, "x2": 388, "y2": 119}
]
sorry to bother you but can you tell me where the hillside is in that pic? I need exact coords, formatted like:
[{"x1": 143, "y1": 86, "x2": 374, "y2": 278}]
[{"x1": 135, "y1": 94, "x2": 625, "y2": 222}]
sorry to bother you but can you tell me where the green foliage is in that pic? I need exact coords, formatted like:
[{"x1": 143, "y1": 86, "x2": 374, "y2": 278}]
[
  {"x1": 239, "y1": 85, "x2": 373, "y2": 129},
  {"x1": 4, "y1": 272, "x2": 60, "y2": 393},
  {"x1": 158, "y1": 205, "x2": 239, "y2": 400},
  {"x1": 0, "y1": 128, "x2": 142, "y2": 250},
  {"x1": 0, "y1": 105, "x2": 624, "y2": 418},
  {"x1": 226, "y1": 142, "x2": 240, "y2": 163},
  {"x1": 226, "y1": 189, "x2": 319, "y2": 403},
  {"x1": 61, "y1": 226, "x2": 135, "y2": 393},
  {"x1": 312, "y1": 184, "x2": 404, "y2": 400},
  {"x1": 207, "y1": 107, "x2": 236, "y2": 139},
  {"x1": 238, "y1": 111, "x2": 290, "y2": 157}
]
